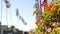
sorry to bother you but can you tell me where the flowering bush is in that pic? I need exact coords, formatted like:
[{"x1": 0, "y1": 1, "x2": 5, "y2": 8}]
[{"x1": 33, "y1": 0, "x2": 60, "y2": 34}]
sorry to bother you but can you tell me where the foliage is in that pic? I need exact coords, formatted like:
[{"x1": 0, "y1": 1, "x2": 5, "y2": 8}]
[
  {"x1": 33, "y1": 0, "x2": 60, "y2": 34},
  {"x1": 9, "y1": 25, "x2": 15, "y2": 30}
]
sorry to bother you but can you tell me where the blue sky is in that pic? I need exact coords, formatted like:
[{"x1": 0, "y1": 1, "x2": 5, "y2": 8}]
[{"x1": 0, "y1": 0, "x2": 36, "y2": 31}]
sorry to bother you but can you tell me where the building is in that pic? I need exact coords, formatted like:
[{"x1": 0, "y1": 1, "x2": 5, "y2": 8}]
[
  {"x1": 0, "y1": 23, "x2": 29, "y2": 34},
  {"x1": 1, "y1": 25, "x2": 8, "y2": 34}
]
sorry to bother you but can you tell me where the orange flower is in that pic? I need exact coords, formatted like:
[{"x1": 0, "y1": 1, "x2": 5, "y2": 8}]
[
  {"x1": 40, "y1": 23, "x2": 45, "y2": 28},
  {"x1": 49, "y1": 4, "x2": 53, "y2": 8},
  {"x1": 46, "y1": 4, "x2": 53, "y2": 12}
]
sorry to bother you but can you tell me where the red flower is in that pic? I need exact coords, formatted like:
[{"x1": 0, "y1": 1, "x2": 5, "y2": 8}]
[
  {"x1": 41, "y1": 1, "x2": 47, "y2": 7},
  {"x1": 52, "y1": 22, "x2": 57, "y2": 27},
  {"x1": 46, "y1": 27, "x2": 52, "y2": 33},
  {"x1": 52, "y1": 0, "x2": 54, "y2": 2},
  {"x1": 35, "y1": 19, "x2": 39, "y2": 25},
  {"x1": 36, "y1": 14, "x2": 41, "y2": 20},
  {"x1": 29, "y1": 29, "x2": 33, "y2": 33}
]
